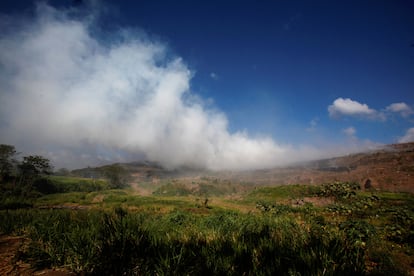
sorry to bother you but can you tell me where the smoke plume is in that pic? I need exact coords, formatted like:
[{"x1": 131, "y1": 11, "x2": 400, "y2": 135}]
[{"x1": 0, "y1": 3, "x2": 367, "y2": 170}]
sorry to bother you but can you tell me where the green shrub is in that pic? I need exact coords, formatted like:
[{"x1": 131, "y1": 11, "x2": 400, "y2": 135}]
[
  {"x1": 384, "y1": 207, "x2": 414, "y2": 244},
  {"x1": 318, "y1": 181, "x2": 361, "y2": 199}
]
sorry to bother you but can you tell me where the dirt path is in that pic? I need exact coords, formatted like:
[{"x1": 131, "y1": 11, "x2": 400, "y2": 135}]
[
  {"x1": 0, "y1": 235, "x2": 28, "y2": 275},
  {"x1": 0, "y1": 235, "x2": 74, "y2": 276}
]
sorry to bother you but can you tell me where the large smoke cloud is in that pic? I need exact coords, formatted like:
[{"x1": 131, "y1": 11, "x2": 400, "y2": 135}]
[{"x1": 0, "y1": 3, "x2": 366, "y2": 170}]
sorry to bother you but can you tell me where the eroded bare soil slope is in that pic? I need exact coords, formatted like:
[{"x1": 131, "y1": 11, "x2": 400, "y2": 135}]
[{"x1": 223, "y1": 142, "x2": 414, "y2": 193}]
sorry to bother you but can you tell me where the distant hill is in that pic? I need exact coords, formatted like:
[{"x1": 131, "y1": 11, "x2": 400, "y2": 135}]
[
  {"x1": 70, "y1": 142, "x2": 414, "y2": 193},
  {"x1": 218, "y1": 142, "x2": 414, "y2": 193}
]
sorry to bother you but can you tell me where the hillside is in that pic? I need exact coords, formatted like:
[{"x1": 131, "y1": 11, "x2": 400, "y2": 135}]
[
  {"x1": 71, "y1": 142, "x2": 414, "y2": 193},
  {"x1": 221, "y1": 142, "x2": 414, "y2": 193}
]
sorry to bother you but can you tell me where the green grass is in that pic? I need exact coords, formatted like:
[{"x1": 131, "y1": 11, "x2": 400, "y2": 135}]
[
  {"x1": 0, "y1": 180, "x2": 413, "y2": 275},
  {"x1": 372, "y1": 191, "x2": 414, "y2": 203},
  {"x1": 0, "y1": 207, "x2": 372, "y2": 275},
  {"x1": 48, "y1": 175, "x2": 109, "y2": 192},
  {"x1": 34, "y1": 190, "x2": 201, "y2": 214},
  {"x1": 152, "y1": 180, "x2": 247, "y2": 197},
  {"x1": 245, "y1": 184, "x2": 320, "y2": 203}
]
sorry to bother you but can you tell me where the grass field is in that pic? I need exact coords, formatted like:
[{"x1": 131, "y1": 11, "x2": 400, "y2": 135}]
[
  {"x1": 48, "y1": 175, "x2": 110, "y2": 192},
  {"x1": 0, "y1": 179, "x2": 413, "y2": 275}
]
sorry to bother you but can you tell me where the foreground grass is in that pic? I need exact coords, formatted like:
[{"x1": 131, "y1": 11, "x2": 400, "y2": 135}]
[
  {"x1": 0, "y1": 181, "x2": 413, "y2": 275},
  {"x1": 0, "y1": 208, "x2": 371, "y2": 275}
]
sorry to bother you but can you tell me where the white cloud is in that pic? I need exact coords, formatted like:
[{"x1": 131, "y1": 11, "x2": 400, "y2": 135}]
[
  {"x1": 386, "y1": 102, "x2": 413, "y2": 118},
  {"x1": 328, "y1": 98, "x2": 379, "y2": 118},
  {"x1": 328, "y1": 98, "x2": 414, "y2": 121},
  {"x1": 342, "y1": 126, "x2": 356, "y2": 137},
  {"x1": 1, "y1": 3, "x2": 346, "y2": 170},
  {"x1": 398, "y1": 128, "x2": 414, "y2": 143}
]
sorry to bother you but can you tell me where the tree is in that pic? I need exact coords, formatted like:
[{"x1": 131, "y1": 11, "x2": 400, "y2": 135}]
[
  {"x1": 0, "y1": 144, "x2": 17, "y2": 180},
  {"x1": 18, "y1": 155, "x2": 52, "y2": 185}
]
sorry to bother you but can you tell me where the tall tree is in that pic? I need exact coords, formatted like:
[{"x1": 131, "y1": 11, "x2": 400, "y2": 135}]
[
  {"x1": 0, "y1": 144, "x2": 17, "y2": 180},
  {"x1": 18, "y1": 155, "x2": 52, "y2": 185}
]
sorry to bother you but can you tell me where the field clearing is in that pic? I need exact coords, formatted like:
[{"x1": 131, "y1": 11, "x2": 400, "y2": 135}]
[{"x1": 1, "y1": 177, "x2": 413, "y2": 275}]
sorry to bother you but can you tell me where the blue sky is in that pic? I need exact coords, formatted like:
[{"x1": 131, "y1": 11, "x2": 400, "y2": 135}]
[
  {"x1": 1, "y1": 0, "x2": 414, "y2": 169},
  {"x1": 115, "y1": 0, "x2": 413, "y2": 143},
  {"x1": 103, "y1": 0, "x2": 414, "y2": 143}
]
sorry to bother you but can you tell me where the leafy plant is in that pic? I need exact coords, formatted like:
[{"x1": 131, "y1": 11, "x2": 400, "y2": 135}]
[{"x1": 318, "y1": 181, "x2": 361, "y2": 199}]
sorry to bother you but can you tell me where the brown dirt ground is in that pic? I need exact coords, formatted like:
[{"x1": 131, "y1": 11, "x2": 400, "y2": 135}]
[
  {"x1": 130, "y1": 182, "x2": 152, "y2": 196},
  {"x1": 0, "y1": 235, "x2": 74, "y2": 276}
]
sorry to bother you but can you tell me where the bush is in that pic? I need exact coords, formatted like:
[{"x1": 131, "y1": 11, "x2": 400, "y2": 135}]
[{"x1": 318, "y1": 181, "x2": 361, "y2": 199}]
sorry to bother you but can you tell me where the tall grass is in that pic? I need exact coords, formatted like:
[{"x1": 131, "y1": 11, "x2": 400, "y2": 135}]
[
  {"x1": 1, "y1": 207, "x2": 369, "y2": 275},
  {"x1": 1, "y1": 182, "x2": 412, "y2": 275}
]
